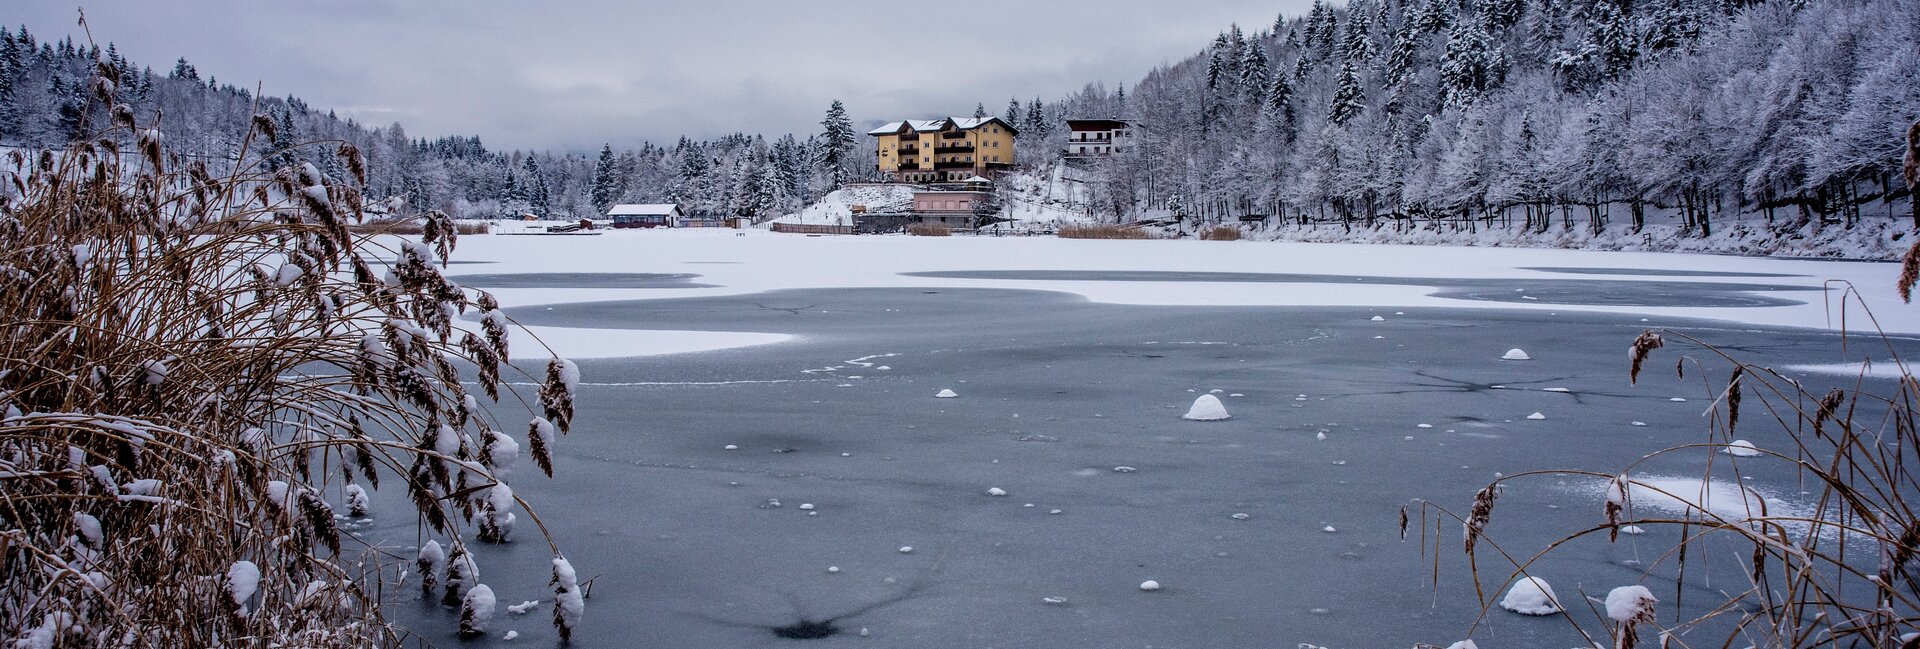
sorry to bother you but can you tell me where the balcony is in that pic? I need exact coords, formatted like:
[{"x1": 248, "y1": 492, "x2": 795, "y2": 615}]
[
  {"x1": 897, "y1": 147, "x2": 919, "y2": 156},
  {"x1": 933, "y1": 160, "x2": 976, "y2": 170},
  {"x1": 897, "y1": 160, "x2": 922, "y2": 170},
  {"x1": 934, "y1": 144, "x2": 974, "y2": 154}
]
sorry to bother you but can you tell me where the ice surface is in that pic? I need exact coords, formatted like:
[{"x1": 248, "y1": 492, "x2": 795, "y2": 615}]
[{"x1": 372, "y1": 231, "x2": 1920, "y2": 647}]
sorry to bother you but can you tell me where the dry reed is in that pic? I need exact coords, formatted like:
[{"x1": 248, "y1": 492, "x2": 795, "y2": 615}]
[
  {"x1": 905, "y1": 222, "x2": 951, "y2": 236},
  {"x1": 1408, "y1": 290, "x2": 1920, "y2": 647},
  {"x1": 1057, "y1": 224, "x2": 1152, "y2": 240},
  {"x1": 0, "y1": 55, "x2": 581, "y2": 646},
  {"x1": 1198, "y1": 225, "x2": 1242, "y2": 241}
]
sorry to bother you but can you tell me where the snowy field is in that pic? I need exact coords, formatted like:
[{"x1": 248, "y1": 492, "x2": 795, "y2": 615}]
[{"x1": 372, "y1": 229, "x2": 1920, "y2": 647}]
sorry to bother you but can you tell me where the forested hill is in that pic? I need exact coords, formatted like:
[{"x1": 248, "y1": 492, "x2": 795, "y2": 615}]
[
  {"x1": 3, "y1": 0, "x2": 1915, "y2": 233},
  {"x1": 1042, "y1": 0, "x2": 1918, "y2": 232},
  {"x1": 0, "y1": 26, "x2": 864, "y2": 220}
]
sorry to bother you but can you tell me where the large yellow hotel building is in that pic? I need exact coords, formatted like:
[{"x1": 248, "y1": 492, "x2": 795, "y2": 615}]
[{"x1": 868, "y1": 117, "x2": 1018, "y2": 183}]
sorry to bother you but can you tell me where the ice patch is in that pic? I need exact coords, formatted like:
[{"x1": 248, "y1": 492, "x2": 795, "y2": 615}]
[{"x1": 1783, "y1": 361, "x2": 1909, "y2": 379}]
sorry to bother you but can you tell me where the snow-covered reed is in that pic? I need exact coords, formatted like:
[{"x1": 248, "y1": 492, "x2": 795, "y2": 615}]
[
  {"x1": 1406, "y1": 270, "x2": 1920, "y2": 647},
  {"x1": 0, "y1": 56, "x2": 582, "y2": 645}
]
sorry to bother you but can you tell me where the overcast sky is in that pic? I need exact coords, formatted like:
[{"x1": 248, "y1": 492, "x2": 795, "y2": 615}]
[{"x1": 16, "y1": 1, "x2": 1312, "y2": 153}]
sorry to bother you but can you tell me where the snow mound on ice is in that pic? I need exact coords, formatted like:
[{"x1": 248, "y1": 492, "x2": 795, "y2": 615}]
[
  {"x1": 1182, "y1": 395, "x2": 1231, "y2": 421},
  {"x1": 1526, "y1": 412, "x2": 1546, "y2": 420},
  {"x1": 1605, "y1": 585, "x2": 1657, "y2": 623},
  {"x1": 1499, "y1": 576, "x2": 1562, "y2": 615},
  {"x1": 935, "y1": 389, "x2": 958, "y2": 398},
  {"x1": 1724, "y1": 440, "x2": 1761, "y2": 457},
  {"x1": 1138, "y1": 580, "x2": 1161, "y2": 591},
  {"x1": 1502, "y1": 348, "x2": 1531, "y2": 360}
]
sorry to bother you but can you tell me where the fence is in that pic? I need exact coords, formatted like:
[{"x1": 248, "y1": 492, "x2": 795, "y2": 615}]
[{"x1": 770, "y1": 223, "x2": 855, "y2": 235}]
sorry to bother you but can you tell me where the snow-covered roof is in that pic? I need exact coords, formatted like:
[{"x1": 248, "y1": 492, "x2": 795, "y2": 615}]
[
  {"x1": 607, "y1": 204, "x2": 681, "y2": 216},
  {"x1": 868, "y1": 117, "x2": 1019, "y2": 136}
]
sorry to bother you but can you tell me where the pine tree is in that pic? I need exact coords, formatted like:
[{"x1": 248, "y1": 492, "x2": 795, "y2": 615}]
[
  {"x1": 1328, "y1": 58, "x2": 1367, "y2": 125},
  {"x1": 1342, "y1": 10, "x2": 1378, "y2": 61},
  {"x1": 1264, "y1": 71, "x2": 1296, "y2": 136},
  {"x1": 1591, "y1": 1, "x2": 1639, "y2": 79},
  {"x1": 1439, "y1": 21, "x2": 1506, "y2": 107},
  {"x1": 588, "y1": 144, "x2": 618, "y2": 213},
  {"x1": 0, "y1": 30, "x2": 17, "y2": 138},
  {"x1": 169, "y1": 57, "x2": 198, "y2": 81},
  {"x1": 1206, "y1": 49, "x2": 1224, "y2": 90},
  {"x1": 1005, "y1": 99, "x2": 1021, "y2": 129},
  {"x1": 973, "y1": 103, "x2": 987, "y2": 119},
  {"x1": 1239, "y1": 44, "x2": 1271, "y2": 98},
  {"x1": 1382, "y1": 11, "x2": 1425, "y2": 87},
  {"x1": 522, "y1": 156, "x2": 551, "y2": 217},
  {"x1": 817, "y1": 100, "x2": 856, "y2": 187}
]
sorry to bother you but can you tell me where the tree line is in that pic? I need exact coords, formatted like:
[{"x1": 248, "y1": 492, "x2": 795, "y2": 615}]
[
  {"x1": 0, "y1": 26, "x2": 871, "y2": 220},
  {"x1": 1056, "y1": 0, "x2": 1918, "y2": 234}
]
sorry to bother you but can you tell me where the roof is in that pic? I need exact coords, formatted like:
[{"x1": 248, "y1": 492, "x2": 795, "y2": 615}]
[
  {"x1": 1066, "y1": 119, "x2": 1132, "y2": 131},
  {"x1": 607, "y1": 204, "x2": 681, "y2": 216},
  {"x1": 868, "y1": 116, "x2": 1020, "y2": 137}
]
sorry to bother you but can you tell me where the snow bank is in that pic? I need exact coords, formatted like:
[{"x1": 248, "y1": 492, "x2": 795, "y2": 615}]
[
  {"x1": 1253, "y1": 217, "x2": 1914, "y2": 261},
  {"x1": 778, "y1": 184, "x2": 917, "y2": 227},
  {"x1": 1498, "y1": 576, "x2": 1562, "y2": 615},
  {"x1": 1182, "y1": 395, "x2": 1230, "y2": 421}
]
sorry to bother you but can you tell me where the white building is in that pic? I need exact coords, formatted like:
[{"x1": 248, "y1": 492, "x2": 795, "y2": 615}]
[
  {"x1": 1065, "y1": 119, "x2": 1133, "y2": 156},
  {"x1": 607, "y1": 204, "x2": 683, "y2": 228}
]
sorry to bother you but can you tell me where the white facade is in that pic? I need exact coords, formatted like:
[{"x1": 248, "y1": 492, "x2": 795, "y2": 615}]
[{"x1": 1065, "y1": 119, "x2": 1133, "y2": 156}]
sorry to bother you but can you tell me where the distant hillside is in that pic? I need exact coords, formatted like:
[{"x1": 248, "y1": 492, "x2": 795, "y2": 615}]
[
  {"x1": 1002, "y1": 0, "x2": 1918, "y2": 237},
  {"x1": 0, "y1": 26, "x2": 863, "y2": 220}
]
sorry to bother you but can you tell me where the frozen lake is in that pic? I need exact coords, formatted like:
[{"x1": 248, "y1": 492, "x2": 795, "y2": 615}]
[{"x1": 373, "y1": 231, "x2": 1917, "y2": 647}]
